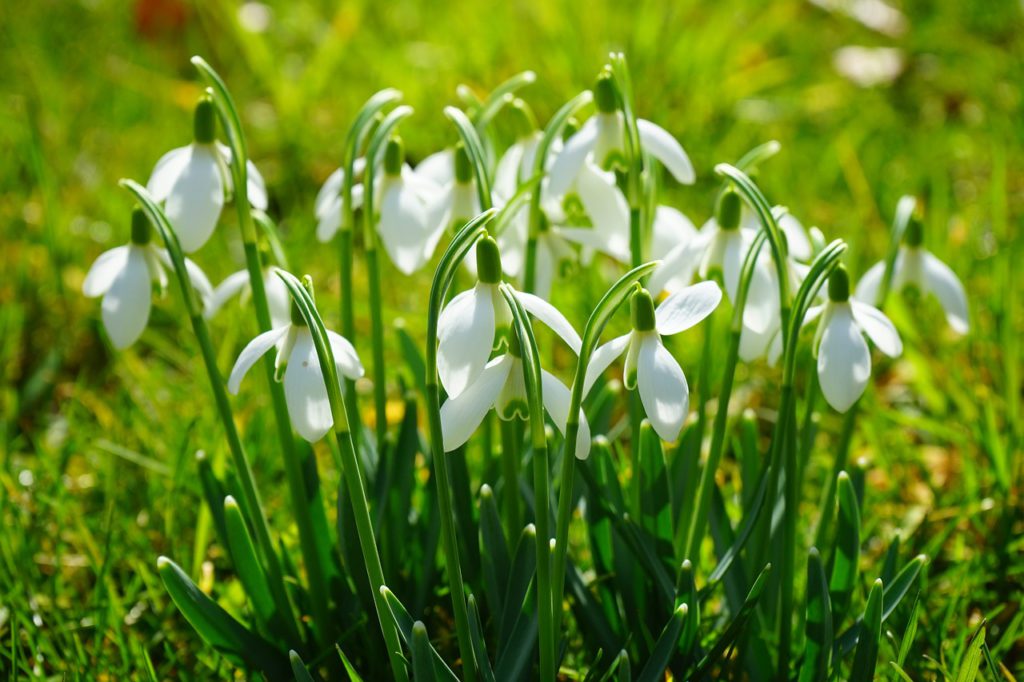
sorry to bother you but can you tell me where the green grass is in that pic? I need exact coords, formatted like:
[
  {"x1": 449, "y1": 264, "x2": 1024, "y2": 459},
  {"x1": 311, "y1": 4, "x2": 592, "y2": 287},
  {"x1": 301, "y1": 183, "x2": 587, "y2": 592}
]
[{"x1": 1, "y1": 0, "x2": 1022, "y2": 678}]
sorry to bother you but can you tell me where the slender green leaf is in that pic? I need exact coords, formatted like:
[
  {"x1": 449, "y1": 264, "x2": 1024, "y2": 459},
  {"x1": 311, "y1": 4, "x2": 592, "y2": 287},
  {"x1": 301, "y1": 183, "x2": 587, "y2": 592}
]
[
  {"x1": 850, "y1": 579, "x2": 884, "y2": 682},
  {"x1": 467, "y1": 595, "x2": 496, "y2": 682},
  {"x1": 691, "y1": 563, "x2": 772, "y2": 678},
  {"x1": 955, "y1": 623, "x2": 986, "y2": 682},
  {"x1": 380, "y1": 587, "x2": 457, "y2": 682},
  {"x1": 411, "y1": 622, "x2": 438, "y2": 682},
  {"x1": 829, "y1": 471, "x2": 860, "y2": 628},
  {"x1": 289, "y1": 650, "x2": 316, "y2": 682},
  {"x1": 799, "y1": 548, "x2": 833, "y2": 682},
  {"x1": 222, "y1": 497, "x2": 277, "y2": 639},
  {"x1": 637, "y1": 604, "x2": 688, "y2": 682}
]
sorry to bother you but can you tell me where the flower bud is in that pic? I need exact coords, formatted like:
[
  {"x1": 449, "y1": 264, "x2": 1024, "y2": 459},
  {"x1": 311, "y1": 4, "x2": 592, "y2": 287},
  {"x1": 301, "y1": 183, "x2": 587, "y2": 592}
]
[
  {"x1": 384, "y1": 136, "x2": 404, "y2": 176},
  {"x1": 904, "y1": 215, "x2": 923, "y2": 247},
  {"x1": 828, "y1": 264, "x2": 850, "y2": 302},
  {"x1": 594, "y1": 70, "x2": 618, "y2": 114},
  {"x1": 631, "y1": 288, "x2": 657, "y2": 332},
  {"x1": 193, "y1": 97, "x2": 217, "y2": 145},
  {"x1": 130, "y1": 207, "x2": 152, "y2": 245},
  {"x1": 716, "y1": 189, "x2": 742, "y2": 230},
  {"x1": 454, "y1": 143, "x2": 473, "y2": 184},
  {"x1": 476, "y1": 236, "x2": 503, "y2": 284}
]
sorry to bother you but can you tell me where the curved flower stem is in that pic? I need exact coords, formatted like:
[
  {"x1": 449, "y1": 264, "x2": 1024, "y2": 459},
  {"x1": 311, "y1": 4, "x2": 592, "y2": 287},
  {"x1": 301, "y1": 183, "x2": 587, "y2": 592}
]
[
  {"x1": 277, "y1": 271, "x2": 408, "y2": 682},
  {"x1": 499, "y1": 417, "x2": 524, "y2": 542},
  {"x1": 682, "y1": 231, "x2": 769, "y2": 562},
  {"x1": 524, "y1": 90, "x2": 592, "y2": 293},
  {"x1": 425, "y1": 212, "x2": 497, "y2": 680},
  {"x1": 362, "y1": 106, "x2": 414, "y2": 447},
  {"x1": 192, "y1": 57, "x2": 332, "y2": 640},
  {"x1": 500, "y1": 283, "x2": 554, "y2": 682},
  {"x1": 121, "y1": 180, "x2": 301, "y2": 647},
  {"x1": 550, "y1": 262, "x2": 659, "y2": 649},
  {"x1": 339, "y1": 89, "x2": 402, "y2": 451}
]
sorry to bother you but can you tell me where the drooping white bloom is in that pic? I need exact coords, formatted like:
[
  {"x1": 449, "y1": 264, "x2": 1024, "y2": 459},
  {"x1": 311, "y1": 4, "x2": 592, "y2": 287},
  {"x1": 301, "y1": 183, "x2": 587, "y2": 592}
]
[
  {"x1": 583, "y1": 282, "x2": 722, "y2": 441},
  {"x1": 440, "y1": 347, "x2": 592, "y2": 459},
  {"x1": 853, "y1": 223, "x2": 968, "y2": 334},
  {"x1": 83, "y1": 209, "x2": 213, "y2": 349},
  {"x1": 648, "y1": 190, "x2": 777, "y2": 336},
  {"x1": 206, "y1": 265, "x2": 291, "y2": 328},
  {"x1": 228, "y1": 310, "x2": 364, "y2": 442},
  {"x1": 375, "y1": 138, "x2": 446, "y2": 274},
  {"x1": 146, "y1": 98, "x2": 268, "y2": 253},
  {"x1": 547, "y1": 73, "x2": 695, "y2": 199},
  {"x1": 437, "y1": 237, "x2": 582, "y2": 399},
  {"x1": 808, "y1": 267, "x2": 902, "y2": 412},
  {"x1": 314, "y1": 157, "x2": 367, "y2": 243},
  {"x1": 425, "y1": 145, "x2": 481, "y2": 262}
]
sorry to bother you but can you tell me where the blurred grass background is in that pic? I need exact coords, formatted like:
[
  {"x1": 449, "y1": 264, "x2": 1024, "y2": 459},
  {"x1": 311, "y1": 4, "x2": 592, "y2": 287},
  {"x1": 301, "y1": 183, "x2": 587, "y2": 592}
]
[{"x1": 1, "y1": 0, "x2": 1021, "y2": 677}]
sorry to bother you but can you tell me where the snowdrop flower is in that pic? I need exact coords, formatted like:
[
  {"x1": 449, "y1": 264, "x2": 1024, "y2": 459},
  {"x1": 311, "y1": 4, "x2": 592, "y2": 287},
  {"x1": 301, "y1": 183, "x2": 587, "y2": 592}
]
[
  {"x1": 437, "y1": 237, "x2": 582, "y2": 398},
  {"x1": 228, "y1": 294, "x2": 364, "y2": 442},
  {"x1": 146, "y1": 97, "x2": 268, "y2": 253},
  {"x1": 648, "y1": 189, "x2": 776, "y2": 335},
  {"x1": 583, "y1": 282, "x2": 722, "y2": 441},
  {"x1": 376, "y1": 137, "x2": 445, "y2": 274},
  {"x1": 441, "y1": 330, "x2": 591, "y2": 459},
  {"x1": 494, "y1": 99, "x2": 543, "y2": 202},
  {"x1": 547, "y1": 72, "x2": 695, "y2": 199},
  {"x1": 314, "y1": 157, "x2": 366, "y2": 243},
  {"x1": 740, "y1": 206, "x2": 813, "y2": 262},
  {"x1": 426, "y1": 144, "x2": 479, "y2": 237},
  {"x1": 206, "y1": 263, "x2": 291, "y2": 328},
  {"x1": 83, "y1": 208, "x2": 213, "y2": 349},
  {"x1": 854, "y1": 218, "x2": 968, "y2": 333},
  {"x1": 809, "y1": 266, "x2": 902, "y2": 412}
]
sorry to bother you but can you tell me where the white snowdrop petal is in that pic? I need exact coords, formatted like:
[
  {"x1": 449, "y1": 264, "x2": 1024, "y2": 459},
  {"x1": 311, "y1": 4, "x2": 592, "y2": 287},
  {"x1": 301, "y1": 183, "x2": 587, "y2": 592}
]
[
  {"x1": 740, "y1": 257, "x2": 779, "y2": 335},
  {"x1": 227, "y1": 325, "x2": 290, "y2": 394},
  {"x1": 655, "y1": 280, "x2": 722, "y2": 336},
  {"x1": 557, "y1": 226, "x2": 628, "y2": 263},
  {"x1": 206, "y1": 270, "x2": 250, "y2": 319},
  {"x1": 417, "y1": 149, "x2": 455, "y2": 187},
  {"x1": 494, "y1": 141, "x2": 526, "y2": 201},
  {"x1": 264, "y1": 270, "x2": 292, "y2": 329},
  {"x1": 921, "y1": 250, "x2": 969, "y2": 334},
  {"x1": 101, "y1": 247, "x2": 152, "y2": 349},
  {"x1": 651, "y1": 206, "x2": 697, "y2": 259},
  {"x1": 636, "y1": 334, "x2": 689, "y2": 442},
  {"x1": 437, "y1": 283, "x2": 497, "y2": 397},
  {"x1": 182, "y1": 256, "x2": 215, "y2": 311},
  {"x1": 547, "y1": 118, "x2": 599, "y2": 198},
  {"x1": 851, "y1": 301, "x2": 903, "y2": 357},
  {"x1": 83, "y1": 246, "x2": 130, "y2": 298},
  {"x1": 817, "y1": 306, "x2": 871, "y2": 413},
  {"x1": 245, "y1": 160, "x2": 268, "y2": 210},
  {"x1": 739, "y1": 321, "x2": 775, "y2": 363},
  {"x1": 778, "y1": 212, "x2": 812, "y2": 261},
  {"x1": 440, "y1": 356, "x2": 512, "y2": 451},
  {"x1": 517, "y1": 292, "x2": 582, "y2": 354},
  {"x1": 637, "y1": 119, "x2": 695, "y2": 185},
  {"x1": 326, "y1": 330, "x2": 365, "y2": 380},
  {"x1": 378, "y1": 181, "x2": 430, "y2": 275},
  {"x1": 583, "y1": 333, "x2": 631, "y2": 395},
  {"x1": 315, "y1": 167, "x2": 345, "y2": 217},
  {"x1": 284, "y1": 331, "x2": 334, "y2": 442},
  {"x1": 575, "y1": 162, "x2": 631, "y2": 256},
  {"x1": 853, "y1": 260, "x2": 886, "y2": 305},
  {"x1": 540, "y1": 369, "x2": 590, "y2": 460},
  {"x1": 647, "y1": 237, "x2": 706, "y2": 296},
  {"x1": 164, "y1": 145, "x2": 225, "y2": 253},
  {"x1": 146, "y1": 146, "x2": 190, "y2": 201}
]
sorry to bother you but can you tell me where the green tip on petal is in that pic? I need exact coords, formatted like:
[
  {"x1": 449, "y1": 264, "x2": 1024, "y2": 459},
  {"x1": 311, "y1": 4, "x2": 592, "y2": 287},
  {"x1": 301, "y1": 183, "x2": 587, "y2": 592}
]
[
  {"x1": 828, "y1": 264, "x2": 850, "y2": 302},
  {"x1": 904, "y1": 215, "x2": 924, "y2": 247},
  {"x1": 562, "y1": 116, "x2": 580, "y2": 141},
  {"x1": 454, "y1": 143, "x2": 472, "y2": 183},
  {"x1": 631, "y1": 288, "x2": 657, "y2": 332},
  {"x1": 476, "y1": 236, "x2": 502, "y2": 284},
  {"x1": 716, "y1": 188, "x2": 742, "y2": 230},
  {"x1": 384, "y1": 136, "x2": 404, "y2": 176},
  {"x1": 130, "y1": 207, "x2": 152, "y2": 245},
  {"x1": 594, "y1": 71, "x2": 618, "y2": 113},
  {"x1": 193, "y1": 97, "x2": 217, "y2": 144}
]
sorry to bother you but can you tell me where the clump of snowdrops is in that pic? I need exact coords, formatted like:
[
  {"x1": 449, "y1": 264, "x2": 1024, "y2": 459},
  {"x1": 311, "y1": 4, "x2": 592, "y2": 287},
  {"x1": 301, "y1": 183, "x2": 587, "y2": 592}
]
[{"x1": 83, "y1": 53, "x2": 968, "y2": 680}]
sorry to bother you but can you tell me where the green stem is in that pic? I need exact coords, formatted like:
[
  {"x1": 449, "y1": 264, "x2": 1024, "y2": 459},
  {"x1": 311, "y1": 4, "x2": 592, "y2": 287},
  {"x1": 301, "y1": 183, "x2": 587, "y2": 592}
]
[
  {"x1": 776, "y1": 383, "x2": 797, "y2": 681},
  {"x1": 122, "y1": 179, "x2": 301, "y2": 647},
  {"x1": 500, "y1": 417, "x2": 523, "y2": 543},
  {"x1": 534, "y1": 438, "x2": 555, "y2": 681},
  {"x1": 813, "y1": 401, "x2": 859, "y2": 550},
  {"x1": 365, "y1": 241, "x2": 389, "y2": 446},
  {"x1": 338, "y1": 228, "x2": 360, "y2": 453}
]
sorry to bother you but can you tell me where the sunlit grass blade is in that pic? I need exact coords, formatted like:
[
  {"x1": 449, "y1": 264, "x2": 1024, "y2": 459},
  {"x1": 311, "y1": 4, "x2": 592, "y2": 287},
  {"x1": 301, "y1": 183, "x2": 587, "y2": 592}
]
[
  {"x1": 380, "y1": 587, "x2": 459, "y2": 682},
  {"x1": 691, "y1": 563, "x2": 772, "y2": 679},
  {"x1": 636, "y1": 604, "x2": 687, "y2": 682},
  {"x1": 289, "y1": 650, "x2": 316, "y2": 682},
  {"x1": 480, "y1": 484, "x2": 510, "y2": 618},
  {"x1": 829, "y1": 471, "x2": 861, "y2": 629},
  {"x1": 499, "y1": 524, "x2": 538, "y2": 651},
  {"x1": 156, "y1": 556, "x2": 289, "y2": 679},
  {"x1": 467, "y1": 595, "x2": 496, "y2": 682},
  {"x1": 799, "y1": 547, "x2": 833, "y2": 682},
  {"x1": 412, "y1": 622, "x2": 440, "y2": 682},
  {"x1": 849, "y1": 579, "x2": 884, "y2": 682},
  {"x1": 955, "y1": 622, "x2": 986, "y2": 682},
  {"x1": 222, "y1": 496, "x2": 278, "y2": 640}
]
